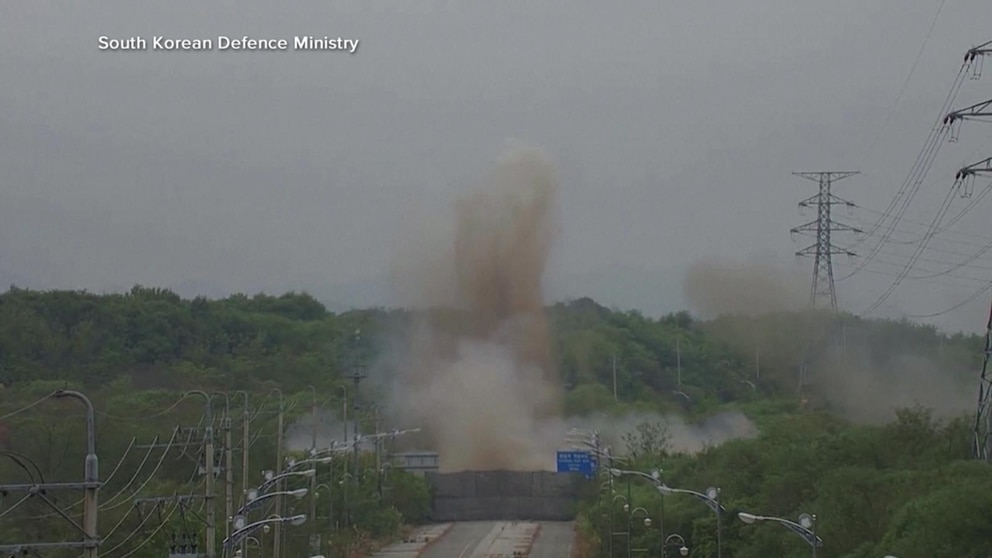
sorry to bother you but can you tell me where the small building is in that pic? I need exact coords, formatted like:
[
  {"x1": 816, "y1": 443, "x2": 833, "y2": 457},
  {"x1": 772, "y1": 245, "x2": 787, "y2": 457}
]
[{"x1": 392, "y1": 451, "x2": 440, "y2": 476}]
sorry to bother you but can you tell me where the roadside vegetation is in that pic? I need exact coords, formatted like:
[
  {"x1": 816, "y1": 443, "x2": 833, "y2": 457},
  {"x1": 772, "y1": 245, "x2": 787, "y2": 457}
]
[{"x1": 0, "y1": 286, "x2": 986, "y2": 557}]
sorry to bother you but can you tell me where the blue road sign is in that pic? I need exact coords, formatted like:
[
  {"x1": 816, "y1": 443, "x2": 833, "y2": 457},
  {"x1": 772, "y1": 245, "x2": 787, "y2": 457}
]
[{"x1": 557, "y1": 450, "x2": 597, "y2": 476}]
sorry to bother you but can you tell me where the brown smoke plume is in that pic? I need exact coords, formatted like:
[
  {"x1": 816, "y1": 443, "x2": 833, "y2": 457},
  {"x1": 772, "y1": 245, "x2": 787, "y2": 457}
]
[{"x1": 387, "y1": 147, "x2": 562, "y2": 471}]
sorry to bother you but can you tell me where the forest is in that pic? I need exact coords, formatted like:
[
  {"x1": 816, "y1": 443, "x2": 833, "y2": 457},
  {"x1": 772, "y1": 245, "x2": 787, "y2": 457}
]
[{"x1": 0, "y1": 286, "x2": 987, "y2": 557}]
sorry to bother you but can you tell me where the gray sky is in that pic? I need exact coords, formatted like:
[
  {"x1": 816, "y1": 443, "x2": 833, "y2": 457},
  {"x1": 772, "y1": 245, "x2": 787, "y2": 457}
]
[{"x1": 3, "y1": 0, "x2": 992, "y2": 333}]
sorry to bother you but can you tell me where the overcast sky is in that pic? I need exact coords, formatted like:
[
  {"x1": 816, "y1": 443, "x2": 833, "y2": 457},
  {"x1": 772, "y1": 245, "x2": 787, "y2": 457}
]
[{"x1": 2, "y1": 0, "x2": 992, "y2": 332}]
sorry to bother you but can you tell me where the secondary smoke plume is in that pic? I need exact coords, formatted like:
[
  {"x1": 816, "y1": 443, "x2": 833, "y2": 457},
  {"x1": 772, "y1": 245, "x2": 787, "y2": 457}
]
[
  {"x1": 810, "y1": 341, "x2": 975, "y2": 424},
  {"x1": 684, "y1": 257, "x2": 807, "y2": 318},
  {"x1": 558, "y1": 411, "x2": 759, "y2": 456},
  {"x1": 683, "y1": 258, "x2": 975, "y2": 424},
  {"x1": 386, "y1": 147, "x2": 562, "y2": 471}
]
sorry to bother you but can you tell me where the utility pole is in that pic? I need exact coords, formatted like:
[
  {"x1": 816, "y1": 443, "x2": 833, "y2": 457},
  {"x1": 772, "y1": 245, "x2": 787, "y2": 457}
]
[
  {"x1": 203, "y1": 397, "x2": 216, "y2": 558},
  {"x1": 790, "y1": 171, "x2": 861, "y2": 311},
  {"x1": 183, "y1": 391, "x2": 216, "y2": 558},
  {"x1": 375, "y1": 407, "x2": 383, "y2": 504},
  {"x1": 308, "y1": 386, "x2": 319, "y2": 555},
  {"x1": 351, "y1": 369, "x2": 366, "y2": 483},
  {"x1": 339, "y1": 384, "x2": 348, "y2": 531},
  {"x1": 238, "y1": 391, "x2": 250, "y2": 558},
  {"x1": 223, "y1": 402, "x2": 233, "y2": 545},
  {"x1": 273, "y1": 395, "x2": 285, "y2": 558},
  {"x1": 612, "y1": 353, "x2": 618, "y2": 401}
]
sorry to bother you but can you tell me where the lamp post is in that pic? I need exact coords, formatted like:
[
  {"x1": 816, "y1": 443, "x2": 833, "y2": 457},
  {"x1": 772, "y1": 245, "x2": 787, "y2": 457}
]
[
  {"x1": 315, "y1": 483, "x2": 334, "y2": 532},
  {"x1": 258, "y1": 468, "x2": 317, "y2": 492},
  {"x1": 609, "y1": 468, "x2": 662, "y2": 484},
  {"x1": 232, "y1": 536, "x2": 260, "y2": 558},
  {"x1": 264, "y1": 388, "x2": 285, "y2": 558},
  {"x1": 223, "y1": 514, "x2": 307, "y2": 556},
  {"x1": 287, "y1": 455, "x2": 335, "y2": 471},
  {"x1": 232, "y1": 392, "x2": 249, "y2": 558},
  {"x1": 611, "y1": 494, "x2": 627, "y2": 558},
  {"x1": 657, "y1": 485, "x2": 724, "y2": 558},
  {"x1": 663, "y1": 534, "x2": 689, "y2": 557},
  {"x1": 627, "y1": 506, "x2": 652, "y2": 556},
  {"x1": 737, "y1": 511, "x2": 822, "y2": 558},
  {"x1": 53, "y1": 389, "x2": 99, "y2": 558},
  {"x1": 304, "y1": 385, "x2": 319, "y2": 555},
  {"x1": 236, "y1": 488, "x2": 308, "y2": 516},
  {"x1": 610, "y1": 468, "x2": 665, "y2": 552}
]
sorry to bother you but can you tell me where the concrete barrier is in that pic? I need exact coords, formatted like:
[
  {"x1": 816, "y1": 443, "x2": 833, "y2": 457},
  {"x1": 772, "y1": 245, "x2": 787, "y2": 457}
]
[{"x1": 425, "y1": 471, "x2": 586, "y2": 521}]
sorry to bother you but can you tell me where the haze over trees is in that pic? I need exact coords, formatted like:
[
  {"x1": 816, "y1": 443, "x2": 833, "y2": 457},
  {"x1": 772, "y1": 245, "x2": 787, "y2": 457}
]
[{"x1": 0, "y1": 286, "x2": 986, "y2": 557}]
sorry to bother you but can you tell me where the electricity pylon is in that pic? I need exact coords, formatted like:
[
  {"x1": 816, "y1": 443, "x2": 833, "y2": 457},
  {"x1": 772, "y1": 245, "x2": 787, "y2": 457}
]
[
  {"x1": 790, "y1": 171, "x2": 862, "y2": 311},
  {"x1": 974, "y1": 301, "x2": 992, "y2": 462}
]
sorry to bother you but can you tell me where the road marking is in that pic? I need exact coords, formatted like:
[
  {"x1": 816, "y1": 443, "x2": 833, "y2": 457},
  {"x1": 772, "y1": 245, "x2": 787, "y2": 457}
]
[
  {"x1": 458, "y1": 540, "x2": 475, "y2": 558},
  {"x1": 566, "y1": 542, "x2": 572, "y2": 558}
]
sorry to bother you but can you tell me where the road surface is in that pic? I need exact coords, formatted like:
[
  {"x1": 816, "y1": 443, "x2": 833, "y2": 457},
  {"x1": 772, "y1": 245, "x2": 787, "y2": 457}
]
[
  {"x1": 527, "y1": 522, "x2": 575, "y2": 558},
  {"x1": 371, "y1": 524, "x2": 454, "y2": 558},
  {"x1": 416, "y1": 521, "x2": 575, "y2": 558}
]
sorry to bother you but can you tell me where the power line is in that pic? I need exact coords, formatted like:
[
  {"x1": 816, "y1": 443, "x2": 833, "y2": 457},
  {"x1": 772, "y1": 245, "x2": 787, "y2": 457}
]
[
  {"x1": 790, "y1": 171, "x2": 861, "y2": 311},
  {"x1": 859, "y1": 179, "x2": 960, "y2": 315},
  {"x1": 856, "y1": 40, "x2": 992, "y2": 317},
  {"x1": 904, "y1": 281, "x2": 992, "y2": 319},
  {"x1": 855, "y1": 0, "x2": 948, "y2": 168},
  {"x1": 0, "y1": 392, "x2": 55, "y2": 421},
  {"x1": 840, "y1": 44, "x2": 989, "y2": 280}
]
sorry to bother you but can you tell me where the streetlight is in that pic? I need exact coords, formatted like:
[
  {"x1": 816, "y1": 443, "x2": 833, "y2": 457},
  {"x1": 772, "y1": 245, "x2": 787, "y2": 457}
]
[
  {"x1": 223, "y1": 514, "x2": 307, "y2": 556},
  {"x1": 315, "y1": 482, "x2": 335, "y2": 530},
  {"x1": 657, "y1": 485, "x2": 724, "y2": 558},
  {"x1": 610, "y1": 468, "x2": 665, "y2": 553},
  {"x1": 232, "y1": 536, "x2": 261, "y2": 558},
  {"x1": 237, "y1": 488, "x2": 308, "y2": 516},
  {"x1": 609, "y1": 468, "x2": 662, "y2": 484},
  {"x1": 294, "y1": 453, "x2": 336, "y2": 465},
  {"x1": 737, "y1": 511, "x2": 822, "y2": 558},
  {"x1": 258, "y1": 468, "x2": 316, "y2": 492},
  {"x1": 610, "y1": 494, "x2": 628, "y2": 558},
  {"x1": 53, "y1": 389, "x2": 99, "y2": 558},
  {"x1": 627, "y1": 506, "x2": 652, "y2": 558},
  {"x1": 630, "y1": 506, "x2": 652, "y2": 526},
  {"x1": 664, "y1": 534, "x2": 689, "y2": 557},
  {"x1": 303, "y1": 385, "x2": 320, "y2": 556}
]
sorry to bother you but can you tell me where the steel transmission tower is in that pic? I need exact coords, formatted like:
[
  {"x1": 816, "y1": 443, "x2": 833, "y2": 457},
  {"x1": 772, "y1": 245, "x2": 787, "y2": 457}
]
[
  {"x1": 975, "y1": 301, "x2": 992, "y2": 462},
  {"x1": 790, "y1": 171, "x2": 862, "y2": 310}
]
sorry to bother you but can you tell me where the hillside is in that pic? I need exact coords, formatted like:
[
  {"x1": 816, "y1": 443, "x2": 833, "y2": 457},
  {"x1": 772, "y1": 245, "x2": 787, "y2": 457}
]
[
  {"x1": 0, "y1": 286, "x2": 982, "y2": 421},
  {"x1": 0, "y1": 286, "x2": 988, "y2": 557}
]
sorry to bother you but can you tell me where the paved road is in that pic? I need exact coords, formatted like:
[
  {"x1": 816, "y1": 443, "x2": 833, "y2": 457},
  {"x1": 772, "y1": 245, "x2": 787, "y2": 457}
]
[
  {"x1": 419, "y1": 522, "x2": 498, "y2": 558},
  {"x1": 418, "y1": 521, "x2": 575, "y2": 558},
  {"x1": 372, "y1": 524, "x2": 454, "y2": 558},
  {"x1": 528, "y1": 522, "x2": 575, "y2": 558}
]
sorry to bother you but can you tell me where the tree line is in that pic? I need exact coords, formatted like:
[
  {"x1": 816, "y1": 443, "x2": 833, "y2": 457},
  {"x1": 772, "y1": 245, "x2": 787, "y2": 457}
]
[{"x1": 0, "y1": 285, "x2": 986, "y2": 557}]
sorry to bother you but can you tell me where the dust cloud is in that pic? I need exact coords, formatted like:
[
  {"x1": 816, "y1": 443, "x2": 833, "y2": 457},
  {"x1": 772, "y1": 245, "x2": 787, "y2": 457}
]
[
  {"x1": 284, "y1": 409, "x2": 357, "y2": 452},
  {"x1": 682, "y1": 258, "x2": 975, "y2": 424},
  {"x1": 556, "y1": 410, "x2": 759, "y2": 457},
  {"x1": 385, "y1": 147, "x2": 562, "y2": 472},
  {"x1": 809, "y1": 342, "x2": 975, "y2": 424},
  {"x1": 683, "y1": 258, "x2": 807, "y2": 318}
]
